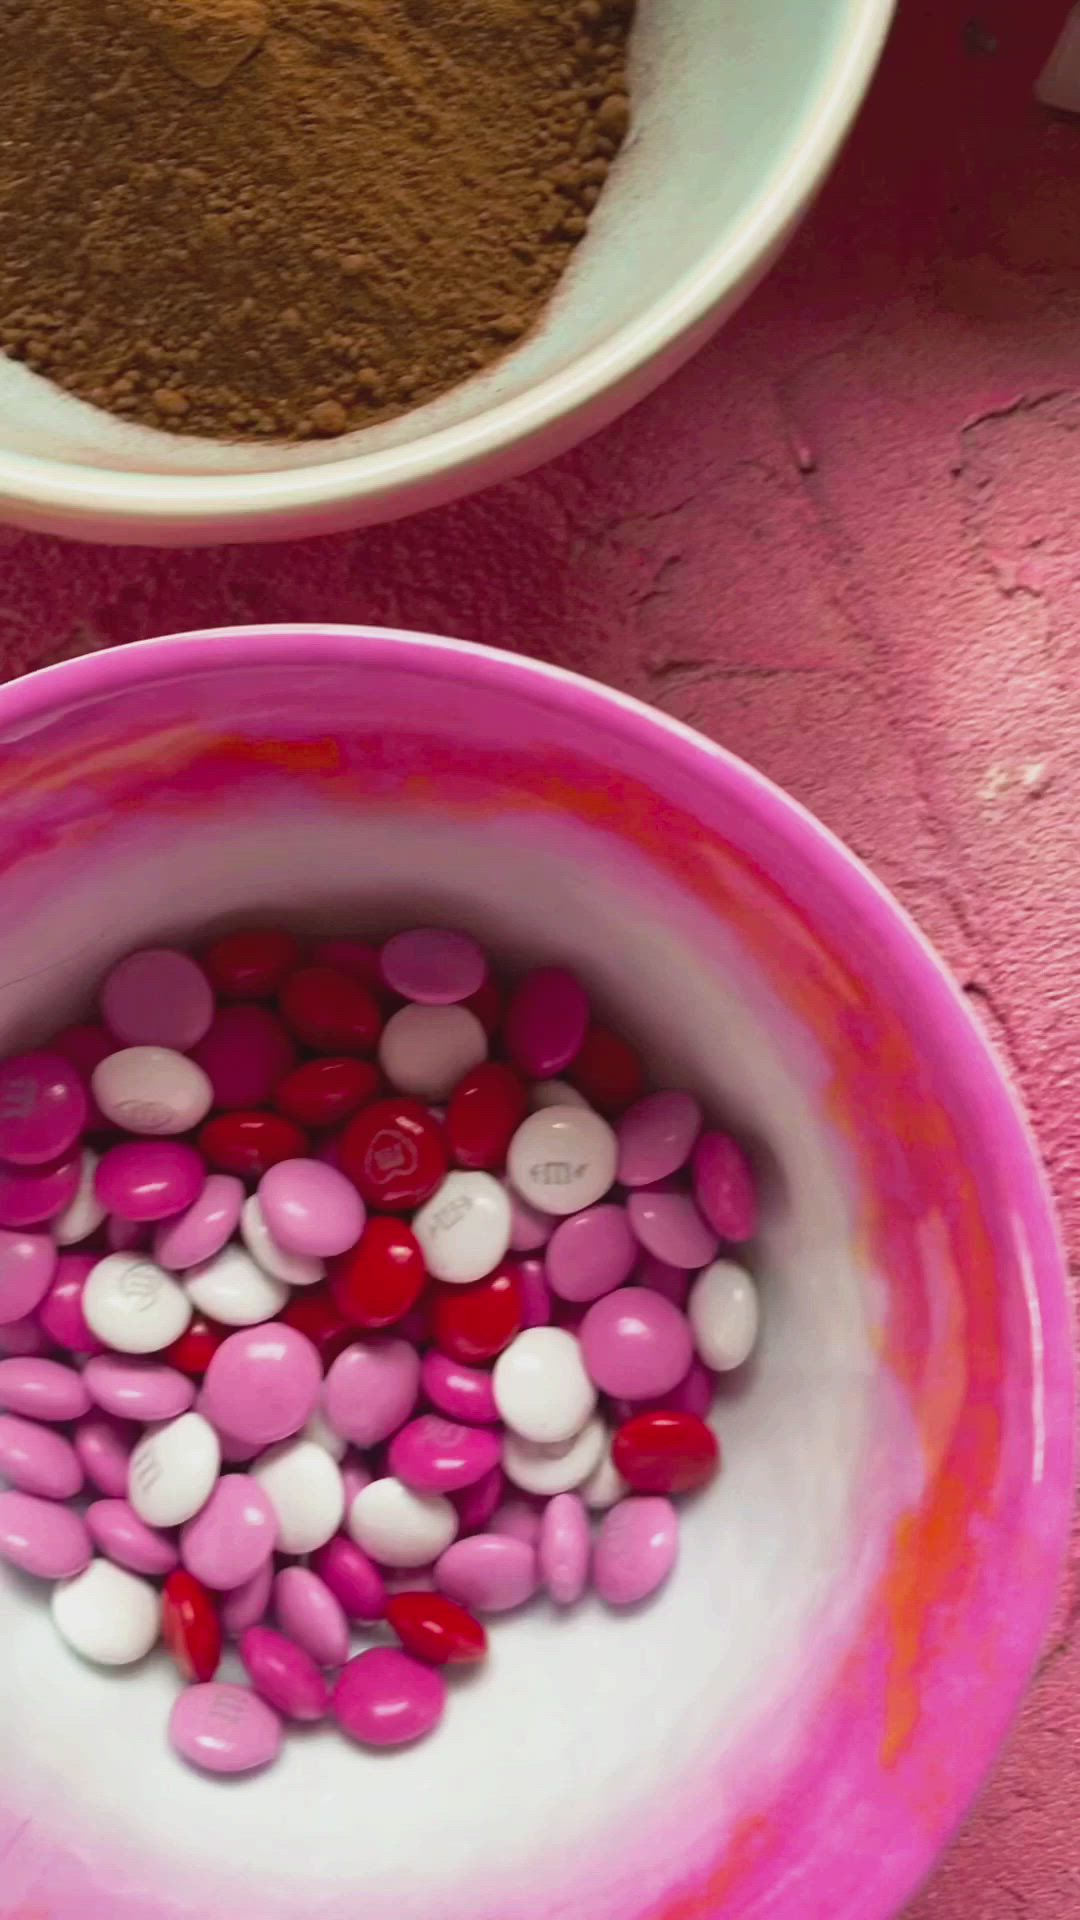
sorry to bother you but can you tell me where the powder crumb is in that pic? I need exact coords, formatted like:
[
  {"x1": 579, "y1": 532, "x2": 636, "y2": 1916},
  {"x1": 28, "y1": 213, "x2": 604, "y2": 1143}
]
[{"x1": 309, "y1": 399, "x2": 349, "y2": 436}]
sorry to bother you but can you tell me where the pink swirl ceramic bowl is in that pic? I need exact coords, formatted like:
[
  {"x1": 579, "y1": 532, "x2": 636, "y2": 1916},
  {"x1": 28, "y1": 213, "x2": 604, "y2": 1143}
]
[{"x1": 0, "y1": 625, "x2": 1070, "y2": 1920}]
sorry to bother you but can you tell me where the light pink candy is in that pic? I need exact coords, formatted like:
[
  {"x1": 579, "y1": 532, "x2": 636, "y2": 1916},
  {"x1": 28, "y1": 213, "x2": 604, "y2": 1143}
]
[
  {"x1": 0, "y1": 1230, "x2": 57, "y2": 1325},
  {"x1": 580, "y1": 1288, "x2": 694, "y2": 1401},
  {"x1": 0, "y1": 1412, "x2": 83, "y2": 1499},
  {"x1": 380, "y1": 928, "x2": 487, "y2": 1006},
  {"x1": 170, "y1": 1682, "x2": 283, "y2": 1775},
  {"x1": 153, "y1": 1174, "x2": 245, "y2": 1271},
  {"x1": 180, "y1": 1474, "x2": 278, "y2": 1589},
  {"x1": 102, "y1": 947, "x2": 214, "y2": 1051},
  {"x1": 507, "y1": 1186, "x2": 555, "y2": 1254},
  {"x1": 240, "y1": 1625, "x2": 329, "y2": 1721},
  {"x1": 691, "y1": 1131, "x2": 758, "y2": 1242},
  {"x1": 545, "y1": 1204, "x2": 637, "y2": 1303},
  {"x1": 0, "y1": 1488, "x2": 91, "y2": 1578},
  {"x1": 87, "y1": 1498, "x2": 179, "y2": 1576},
  {"x1": 492, "y1": 1500, "x2": 542, "y2": 1548},
  {"x1": 201, "y1": 1324, "x2": 322, "y2": 1448},
  {"x1": 35, "y1": 1253, "x2": 103, "y2": 1354},
  {"x1": 258, "y1": 1158, "x2": 365, "y2": 1260},
  {"x1": 505, "y1": 967, "x2": 589, "y2": 1079},
  {"x1": 221, "y1": 1557, "x2": 274, "y2": 1636},
  {"x1": 421, "y1": 1351, "x2": 500, "y2": 1425},
  {"x1": 616, "y1": 1090, "x2": 703, "y2": 1187},
  {"x1": 323, "y1": 1339, "x2": 419, "y2": 1449},
  {"x1": 84, "y1": 1354, "x2": 195, "y2": 1423},
  {"x1": 0, "y1": 1356, "x2": 90, "y2": 1422},
  {"x1": 627, "y1": 1191, "x2": 719, "y2": 1270},
  {"x1": 539, "y1": 1492, "x2": 590, "y2": 1605},
  {"x1": 311, "y1": 1534, "x2": 387, "y2": 1622},
  {"x1": 389, "y1": 1414, "x2": 501, "y2": 1494},
  {"x1": 593, "y1": 1496, "x2": 679, "y2": 1606},
  {"x1": 74, "y1": 1413, "x2": 138, "y2": 1495},
  {"x1": 273, "y1": 1566, "x2": 350, "y2": 1667},
  {"x1": 435, "y1": 1533, "x2": 538, "y2": 1613}
]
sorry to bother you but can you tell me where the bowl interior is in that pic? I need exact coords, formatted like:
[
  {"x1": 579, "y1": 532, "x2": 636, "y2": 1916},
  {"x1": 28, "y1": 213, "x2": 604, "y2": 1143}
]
[
  {"x1": 0, "y1": 629, "x2": 1069, "y2": 1920},
  {"x1": 0, "y1": 0, "x2": 873, "y2": 480}
]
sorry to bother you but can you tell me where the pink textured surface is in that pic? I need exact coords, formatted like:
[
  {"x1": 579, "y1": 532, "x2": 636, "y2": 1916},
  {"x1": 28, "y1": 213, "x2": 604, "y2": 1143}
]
[{"x1": 0, "y1": 3, "x2": 1075, "y2": 1915}]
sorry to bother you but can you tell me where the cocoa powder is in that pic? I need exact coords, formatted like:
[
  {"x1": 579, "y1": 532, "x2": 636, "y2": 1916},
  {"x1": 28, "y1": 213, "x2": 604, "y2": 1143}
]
[{"x1": 0, "y1": 0, "x2": 635, "y2": 440}]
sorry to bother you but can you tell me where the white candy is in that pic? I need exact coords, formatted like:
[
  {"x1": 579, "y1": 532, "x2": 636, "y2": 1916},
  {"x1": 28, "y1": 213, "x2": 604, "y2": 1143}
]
[
  {"x1": 412, "y1": 1171, "x2": 512, "y2": 1284},
  {"x1": 240, "y1": 1195, "x2": 324, "y2": 1288},
  {"x1": 348, "y1": 1476, "x2": 458, "y2": 1568},
  {"x1": 82, "y1": 1253, "x2": 192, "y2": 1355},
  {"x1": 502, "y1": 1416, "x2": 606, "y2": 1495},
  {"x1": 184, "y1": 1244, "x2": 289, "y2": 1326},
  {"x1": 529, "y1": 1080, "x2": 590, "y2": 1111},
  {"x1": 128, "y1": 1411, "x2": 220, "y2": 1527},
  {"x1": 688, "y1": 1260, "x2": 760, "y2": 1371},
  {"x1": 493, "y1": 1327, "x2": 596, "y2": 1444},
  {"x1": 506, "y1": 1105, "x2": 617, "y2": 1217},
  {"x1": 252, "y1": 1439, "x2": 344, "y2": 1554},
  {"x1": 51, "y1": 1560, "x2": 160, "y2": 1666},
  {"x1": 52, "y1": 1147, "x2": 107, "y2": 1246},
  {"x1": 579, "y1": 1433, "x2": 628, "y2": 1509},
  {"x1": 378, "y1": 1003, "x2": 487, "y2": 1101},
  {"x1": 92, "y1": 1046, "x2": 213, "y2": 1136},
  {"x1": 303, "y1": 1407, "x2": 347, "y2": 1460}
]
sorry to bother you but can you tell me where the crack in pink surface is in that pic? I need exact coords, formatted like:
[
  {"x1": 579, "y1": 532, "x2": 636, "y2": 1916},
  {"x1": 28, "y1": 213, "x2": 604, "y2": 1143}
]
[{"x1": 0, "y1": 0, "x2": 1077, "y2": 1913}]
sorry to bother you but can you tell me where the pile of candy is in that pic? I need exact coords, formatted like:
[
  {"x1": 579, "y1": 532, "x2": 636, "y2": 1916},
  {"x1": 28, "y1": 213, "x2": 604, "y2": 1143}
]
[{"x1": 0, "y1": 927, "x2": 761, "y2": 1775}]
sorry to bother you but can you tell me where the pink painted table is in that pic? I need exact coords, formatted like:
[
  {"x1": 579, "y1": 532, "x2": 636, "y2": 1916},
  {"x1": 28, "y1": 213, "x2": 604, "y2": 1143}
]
[{"x1": 1, "y1": 2, "x2": 1077, "y2": 1912}]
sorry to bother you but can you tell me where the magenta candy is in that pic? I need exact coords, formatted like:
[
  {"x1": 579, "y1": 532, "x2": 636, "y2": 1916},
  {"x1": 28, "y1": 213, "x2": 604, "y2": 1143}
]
[
  {"x1": 311, "y1": 1534, "x2": 387, "y2": 1621},
  {"x1": 435, "y1": 1533, "x2": 538, "y2": 1612},
  {"x1": 240, "y1": 1625, "x2": 329, "y2": 1721},
  {"x1": 421, "y1": 1350, "x2": 500, "y2": 1425},
  {"x1": 505, "y1": 967, "x2": 589, "y2": 1078},
  {"x1": 202, "y1": 1324, "x2": 322, "y2": 1448},
  {"x1": 191, "y1": 1005, "x2": 296, "y2": 1110},
  {"x1": 221, "y1": 1557, "x2": 274, "y2": 1636},
  {"x1": 516, "y1": 1257, "x2": 554, "y2": 1329},
  {"x1": 0, "y1": 1051, "x2": 87, "y2": 1166},
  {"x1": 539, "y1": 1492, "x2": 590, "y2": 1605},
  {"x1": 635, "y1": 1253, "x2": 690, "y2": 1307},
  {"x1": 258, "y1": 1158, "x2": 365, "y2": 1259},
  {"x1": 0, "y1": 1230, "x2": 56, "y2": 1326},
  {"x1": 0, "y1": 1152, "x2": 80, "y2": 1229},
  {"x1": 380, "y1": 928, "x2": 487, "y2": 1006},
  {"x1": 87, "y1": 1498, "x2": 179, "y2": 1576},
  {"x1": 102, "y1": 947, "x2": 215, "y2": 1051},
  {"x1": 492, "y1": 1500, "x2": 542, "y2": 1547},
  {"x1": 53, "y1": 1022, "x2": 112, "y2": 1128},
  {"x1": 664, "y1": 1357, "x2": 717, "y2": 1419},
  {"x1": 691, "y1": 1130, "x2": 758, "y2": 1242},
  {"x1": 273, "y1": 1565, "x2": 350, "y2": 1667},
  {"x1": 0, "y1": 1355, "x2": 90, "y2": 1421},
  {"x1": 35, "y1": 1253, "x2": 103, "y2": 1354},
  {"x1": 0, "y1": 1413, "x2": 83, "y2": 1499},
  {"x1": 616, "y1": 1090, "x2": 703, "y2": 1187},
  {"x1": 169, "y1": 1682, "x2": 283, "y2": 1774},
  {"x1": 74, "y1": 1413, "x2": 137, "y2": 1495},
  {"x1": 333, "y1": 1646, "x2": 445, "y2": 1747},
  {"x1": 580, "y1": 1287, "x2": 694, "y2": 1400},
  {"x1": 0, "y1": 1315, "x2": 47, "y2": 1356},
  {"x1": 593, "y1": 1495, "x2": 679, "y2": 1606},
  {"x1": 627, "y1": 1190, "x2": 719, "y2": 1269},
  {"x1": 95, "y1": 1140, "x2": 206, "y2": 1224},
  {"x1": 84, "y1": 1354, "x2": 196, "y2": 1422},
  {"x1": 0, "y1": 1489, "x2": 91, "y2": 1578},
  {"x1": 107, "y1": 1216, "x2": 151, "y2": 1252},
  {"x1": 153, "y1": 1173, "x2": 245, "y2": 1271},
  {"x1": 389, "y1": 1414, "x2": 501, "y2": 1494},
  {"x1": 507, "y1": 1186, "x2": 554, "y2": 1253},
  {"x1": 453, "y1": 1463, "x2": 505, "y2": 1532},
  {"x1": 545, "y1": 1204, "x2": 637, "y2": 1303},
  {"x1": 323, "y1": 1338, "x2": 420, "y2": 1449},
  {"x1": 182, "y1": 1475, "x2": 278, "y2": 1589}
]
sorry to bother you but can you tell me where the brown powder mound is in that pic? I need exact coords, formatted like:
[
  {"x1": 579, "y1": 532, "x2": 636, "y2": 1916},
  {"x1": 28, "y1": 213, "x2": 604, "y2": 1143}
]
[{"x1": 0, "y1": 0, "x2": 635, "y2": 440}]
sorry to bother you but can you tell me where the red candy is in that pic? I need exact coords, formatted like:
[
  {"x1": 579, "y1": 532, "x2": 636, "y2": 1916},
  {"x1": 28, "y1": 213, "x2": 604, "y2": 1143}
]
[
  {"x1": 569, "y1": 1023, "x2": 645, "y2": 1116},
  {"x1": 279, "y1": 967, "x2": 381, "y2": 1056},
  {"x1": 611, "y1": 1410, "x2": 719, "y2": 1495},
  {"x1": 463, "y1": 978, "x2": 502, "y2": 1038},
  {"x1": 309, "y1": 939, "x2": 384, "y2": 993},
  {"x1": 197, "y1": 1110, "x2": 308, "y2": 1179},
  {"x1": 386, "y1": 1591, "x2": 487, "y2": 1667},
  {"x1": 278, "y1": 1285, "x2": 356, "y2": 1364},
  {"x1": 203, "y1": 928, "x2": 303, "y2": 1001},
  {"x1": 274, "y1": 1056, "x2": 380, "y2": 1130},
  {"x1": 447, "y1": 1062, "x2": 527, "y2": 1171},
  {"x1": 162, "y1": 1569, "x2": 222, "y2": 1682},
  {"x1": 338, "y1": 1098, "x2": 447, "y2": 1210},
  {"x1": 329, "y1": 1217, "x2": 426, "y2": 1329},
  {"x1": 430, "y1": 1261, "x2": 523, "y2": 1364},
  {"x1": 164, "y1": 1315, "x2": 228, "y2": 1377}
]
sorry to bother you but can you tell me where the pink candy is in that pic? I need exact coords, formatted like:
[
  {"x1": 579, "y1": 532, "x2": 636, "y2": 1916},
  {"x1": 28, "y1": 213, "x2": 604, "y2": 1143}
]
[
  {"x1": 0, "y1": 1229, "x2": 56, "y2": 1325},
  {"x1": 592, "y1": 1496, "x2": 679, "y2": 1606},
  {"x1": 241, "y1": 1625, "x2": 329, "y2": 1721},
  {"x1": 546, "y1": 1204, "x2": 637, "y2": 1302},
  {"x1": 311, "y1": 1534, "x2": 387, "y2": 1622},
  {"x1": 323, "y1": 1338, "x2": 419, "y2": 1449},
  {"x1": 180, "y1": 1474, "x2": 277, "y2": 1589},
  {"x1": 435, "y1": 1533, "x2": 538, "y2": 1613},
  {"x1": 380, "y1": 928, "x2": 487, "y2": 1006},
  {"x1": 102, "y1": 948, "x2": 215, "y2": 1052},
  {"x1": 36, "y1": 1253, "x2": 103, "y2": 1354},
  {"x1": 579, "y1": 1287, "x2": 694, "y2": 1400},
  {"x1": 421, "y1": 1351, "x2": 500, "y2": 1425},
  {"x1": 84, "y1": 1355, "x2": 195, "y2": 1422},
  {"x1": 259, "y1": 1157, "x2": 365, "y2": 1259},
  {"x1": 153, "y1": 1173, "x2": 244, "y2": 1271},
  {"x1": 0, "y1": 1356, "x2": 91, "y2": 1422},
  {"x1": 201, "y1": 1324, "x2": 322, "y2": 1448},
  {"x1": 539, "y1": 1492, "x2": 590, "y2": 1606},
  {"x1": 0, "y1": 1488, "x2": 91, "y2": 1578},
  {"x1": 273, "y1": 1565, "x2": 350, "y2": 1667},
  {"x1": 170, "y1": 1682, "x2": 283, "y2": 1774},
  {"x1": 0, "y1": 1413, "x2": 83, "y2": 1499},
  {"x1": 88, "y1": 1498, "x2": 179, "y2": 1576}
]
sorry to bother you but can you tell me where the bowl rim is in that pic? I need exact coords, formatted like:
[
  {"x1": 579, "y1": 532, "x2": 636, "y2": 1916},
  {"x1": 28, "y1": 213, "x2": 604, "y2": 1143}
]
[
  {"x1": 0, "y1": 0, "x2": 895, "y2": 529},
  {"x1": 4, "y1": 621, "x2": 1073, "y2": 1920}
]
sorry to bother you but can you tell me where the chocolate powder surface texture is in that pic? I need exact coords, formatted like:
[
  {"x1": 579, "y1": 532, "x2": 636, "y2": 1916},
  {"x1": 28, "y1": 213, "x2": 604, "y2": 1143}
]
[{"x1": 0, "y1": 0, "x2": 635, "y2": 439}]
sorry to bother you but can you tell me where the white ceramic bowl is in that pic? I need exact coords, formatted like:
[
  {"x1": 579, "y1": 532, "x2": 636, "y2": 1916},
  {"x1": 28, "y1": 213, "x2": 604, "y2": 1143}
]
[{"x1": 0, "y1": 0, "x2": 894, "y2": 545}]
